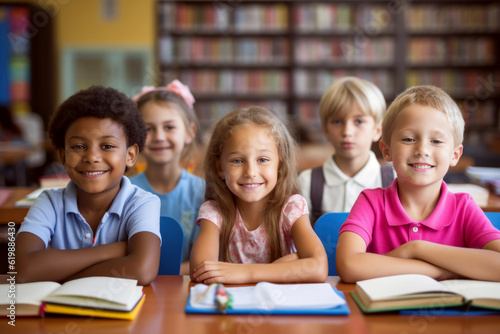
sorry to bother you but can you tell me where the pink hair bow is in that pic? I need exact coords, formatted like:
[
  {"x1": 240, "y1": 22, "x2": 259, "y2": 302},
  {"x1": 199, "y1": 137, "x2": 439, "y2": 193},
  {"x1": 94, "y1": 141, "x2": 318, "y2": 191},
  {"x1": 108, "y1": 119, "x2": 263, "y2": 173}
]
[{"x1": 132, "y1": 79, "x2": 195, "y2": 108}]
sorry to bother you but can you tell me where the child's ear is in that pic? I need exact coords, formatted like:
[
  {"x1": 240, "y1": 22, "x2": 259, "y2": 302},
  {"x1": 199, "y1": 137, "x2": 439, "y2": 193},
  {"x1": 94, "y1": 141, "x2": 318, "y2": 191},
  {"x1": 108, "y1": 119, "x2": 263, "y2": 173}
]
[
  {"x1": 379, "y1": 140, "x2": 392, "y2": 162},
  {"x1": 126, "y1": 144, "x2": 139, "y2": 168},
  {"x1": 372, "y1": 123, "x2": 382, "y2": 142},
  {"x1": 185, "y1": 123, "x2": 196, "y2": 145},
  {"x1": 58, "y1": 148, "x2": 66, "y2": 167},
  {"x1": 449, "y1": 144, "x2": 463, "y2": 167},
  {"x1": 216, "y1": 160, "x2": 224, "y2": 180}
]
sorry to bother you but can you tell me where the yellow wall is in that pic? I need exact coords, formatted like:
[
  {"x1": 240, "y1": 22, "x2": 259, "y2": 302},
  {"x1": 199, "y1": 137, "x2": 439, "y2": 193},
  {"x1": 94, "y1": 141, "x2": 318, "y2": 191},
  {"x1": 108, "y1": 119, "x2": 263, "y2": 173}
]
[
  {"x1": 12, "y1": 0, "x2": 156, "y2": 47},
  {"x1": 56, "y1": 0, "x2": 155, "y2": 47}
]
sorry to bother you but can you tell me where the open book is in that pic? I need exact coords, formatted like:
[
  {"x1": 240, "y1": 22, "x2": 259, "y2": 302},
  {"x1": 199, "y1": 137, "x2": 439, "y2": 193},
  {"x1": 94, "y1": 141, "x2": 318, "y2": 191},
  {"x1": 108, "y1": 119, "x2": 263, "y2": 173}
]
[
  {"x1": 352, "y1": 274, "x2": 500, "y2": 313},
  {"x1": 14, "y1": 187, "x2": 54, "y2": 207},
  {"x1": 186, "y1": 282, "x2": 349, "y2": 315},
  {"x1": 0, "y1": 276, "x2": 144, "y2": 320}
]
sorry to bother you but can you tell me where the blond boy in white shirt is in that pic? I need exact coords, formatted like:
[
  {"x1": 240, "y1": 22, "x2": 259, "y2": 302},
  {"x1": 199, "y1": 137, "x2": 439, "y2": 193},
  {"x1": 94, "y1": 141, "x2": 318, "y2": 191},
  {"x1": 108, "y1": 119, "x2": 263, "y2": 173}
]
[{"x1": 299, "y1": 77, "x2": 393, "y2": 224}]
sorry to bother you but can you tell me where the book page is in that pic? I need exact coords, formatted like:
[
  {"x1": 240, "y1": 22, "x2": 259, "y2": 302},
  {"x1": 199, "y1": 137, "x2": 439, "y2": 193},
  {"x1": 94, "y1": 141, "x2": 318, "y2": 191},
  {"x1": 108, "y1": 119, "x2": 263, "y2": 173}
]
[
  {"x1": 254, "y1": 282, "x2": 345, "y2": 309},
  {"x1": 0, "y1": 282, "x2": 60, "y2": 306},
  {"x1": 43, "y1": 286, "x2": 143, "y2": 311},
  {"x1": 356, "y1": 274, "x2": 453, "y2": 301},
  {"x1": 189, "y1": 282, "x2": 345, "y2": 310},
  {"x1": 43, "y1": 277, "x2": 140, "y2": 307},
  {"x1": 440, "y1": 280, "x2": 500, "y2": 301}
]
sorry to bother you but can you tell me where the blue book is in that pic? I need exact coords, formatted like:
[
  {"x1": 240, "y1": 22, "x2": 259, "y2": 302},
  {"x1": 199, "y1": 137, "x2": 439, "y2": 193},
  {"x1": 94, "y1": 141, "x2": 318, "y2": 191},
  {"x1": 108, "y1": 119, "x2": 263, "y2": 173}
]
[{"x1": 185, "y1": 282, "x2": 350, "y2": 315}]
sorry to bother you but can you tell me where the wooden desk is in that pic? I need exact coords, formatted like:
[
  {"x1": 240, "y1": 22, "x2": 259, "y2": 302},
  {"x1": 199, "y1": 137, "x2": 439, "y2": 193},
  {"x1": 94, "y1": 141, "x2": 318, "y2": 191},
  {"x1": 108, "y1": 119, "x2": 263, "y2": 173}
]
[
  {"x1": 1, "y1": 275, "x2": 498, "y2": 334},
  {"x1": 0, "y1": 187, "x2": 35, "y2": 224}
]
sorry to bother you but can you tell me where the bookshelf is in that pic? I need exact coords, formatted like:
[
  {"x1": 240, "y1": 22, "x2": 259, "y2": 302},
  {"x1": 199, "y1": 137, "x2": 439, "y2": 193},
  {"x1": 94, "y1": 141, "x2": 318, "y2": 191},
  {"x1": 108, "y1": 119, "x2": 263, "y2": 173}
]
[{"x1": 156, "y1": 0, "x2": 500, "y2": 149}]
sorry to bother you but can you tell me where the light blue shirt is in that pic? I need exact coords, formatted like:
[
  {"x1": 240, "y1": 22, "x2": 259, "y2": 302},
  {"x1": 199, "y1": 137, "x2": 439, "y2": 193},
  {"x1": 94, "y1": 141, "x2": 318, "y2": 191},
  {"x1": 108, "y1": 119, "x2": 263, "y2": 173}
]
[
  {"x1": 18, "y1": 176, "x2": 161, "y2": 249},
  {"x1": 130, "y1": 170, "x2": 205, "y2": 262}
]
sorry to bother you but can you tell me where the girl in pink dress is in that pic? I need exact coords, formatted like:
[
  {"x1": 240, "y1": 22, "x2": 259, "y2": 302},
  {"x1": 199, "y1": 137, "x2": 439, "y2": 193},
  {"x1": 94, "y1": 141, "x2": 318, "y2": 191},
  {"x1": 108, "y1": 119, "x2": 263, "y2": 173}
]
[{"x1": 190, "y1": 106, "x2": 328, "y2": 284}]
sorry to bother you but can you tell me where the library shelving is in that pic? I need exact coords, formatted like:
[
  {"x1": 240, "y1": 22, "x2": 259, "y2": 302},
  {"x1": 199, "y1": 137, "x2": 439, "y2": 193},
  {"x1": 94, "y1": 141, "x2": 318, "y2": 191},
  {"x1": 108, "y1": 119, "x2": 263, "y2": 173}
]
[{"x1": 156, "y1": 0, "x2": 500, "y2": 148}]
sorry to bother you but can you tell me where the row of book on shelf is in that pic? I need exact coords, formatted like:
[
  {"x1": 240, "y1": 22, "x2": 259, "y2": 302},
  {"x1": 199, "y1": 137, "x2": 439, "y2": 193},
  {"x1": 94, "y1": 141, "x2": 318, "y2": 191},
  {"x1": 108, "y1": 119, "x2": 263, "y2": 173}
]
[
  {"x1": 165, "y1": 37, "x2": 290, "y2": 64},
  {"x1": 160, "y1": 3, "x2": 288, "y2": 31},
  {"x1": 406, "y1": 70, "x2": 500, "y2": 97},
  {"x1": 161, "y1": 36, "x2": 396, "y2": 65},
  {"x1": 159, "y1": 2, "x2": 500, "y2": 32},
  {"x1": 293, "y1": 3, "x2": 384, "y2": 32},
  {"x1": 407, "y1": 38, "x2": 495, "y2": 65},
  {"x1": 2, "y1": 274, "x2": 500, "y2": 319},
  {"x1": 406, "y1": 4, "x2": 500, "y2": 32},
  {"x1": 173, "y1": 70, "x2": 288, "y2": 95},
  {"x1": 158, "y1": 67, "x2": 499, "y2": 99},
  {"x1": 294, "y1": 37, "x2": 393, "y2": 65},
  {"x1": 161, "y1": 36, "x2": 496, "y2": 66}
]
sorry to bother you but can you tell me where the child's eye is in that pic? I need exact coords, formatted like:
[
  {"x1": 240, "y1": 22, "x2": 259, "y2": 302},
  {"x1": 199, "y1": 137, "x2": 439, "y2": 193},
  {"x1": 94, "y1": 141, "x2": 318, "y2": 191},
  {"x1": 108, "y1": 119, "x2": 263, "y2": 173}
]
[
  {"x1": 231, "y1": 159, "x2": 243, "y2": 164},
  {"x1": 71, "y1": 144, "x2": 85, "y2": 149},
  {"x1": 331, "y1": 120, "x2": 342, "y2": 125},
  {"x1": 258, "y1": 158, "x2": 269, "y2": 163},
  {"x1": 431, "y1": 139, "x2": 443, "y2": 144},
  {"x1": 402, "y1": 138, "x2": 415, "y2": 143},
  {"x1": 164, "y1": 125, "x2": 175, "y2": 131},
  {"x1": 354, "y1": 119, "x2": 365, "y2": 125},
  {"x1": 101, "y1": 144, "x2": 116, "y2": 150}
]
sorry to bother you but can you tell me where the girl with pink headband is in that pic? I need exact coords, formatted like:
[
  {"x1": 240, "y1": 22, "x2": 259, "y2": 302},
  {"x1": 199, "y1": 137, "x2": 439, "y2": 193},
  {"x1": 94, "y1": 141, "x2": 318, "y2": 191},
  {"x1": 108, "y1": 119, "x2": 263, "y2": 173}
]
[{"x1": 130, "y1": 80, "x2": 205, "y2": 275}]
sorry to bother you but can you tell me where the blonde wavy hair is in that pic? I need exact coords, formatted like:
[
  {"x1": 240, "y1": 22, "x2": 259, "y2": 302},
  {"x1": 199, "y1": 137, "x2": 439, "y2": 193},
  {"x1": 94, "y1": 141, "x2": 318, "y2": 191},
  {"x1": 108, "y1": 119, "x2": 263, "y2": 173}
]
[{"x1": 203, "y1": 106, "x2": 300, "y2": 262}]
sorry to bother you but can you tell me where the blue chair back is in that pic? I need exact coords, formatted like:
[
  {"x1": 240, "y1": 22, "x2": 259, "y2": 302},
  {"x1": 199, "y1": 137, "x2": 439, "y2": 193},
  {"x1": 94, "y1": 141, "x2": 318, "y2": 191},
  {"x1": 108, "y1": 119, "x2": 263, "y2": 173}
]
[
  {"x1": 314, "y1": 212, "x2": 349, "y2": 276},
  {"x1": 485, "y1": 212, "x2": 500, "y2": 230},
  {"x1": 159, "y1": 216, "x2": 184, "y2": 275}
]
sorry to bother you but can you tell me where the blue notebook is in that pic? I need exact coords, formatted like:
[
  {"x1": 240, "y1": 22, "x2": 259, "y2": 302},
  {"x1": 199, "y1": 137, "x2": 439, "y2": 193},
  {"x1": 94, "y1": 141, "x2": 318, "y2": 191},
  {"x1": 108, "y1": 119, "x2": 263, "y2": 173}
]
[{"x1": 185, "y1": 282, "x2": 350, "y2": 315}]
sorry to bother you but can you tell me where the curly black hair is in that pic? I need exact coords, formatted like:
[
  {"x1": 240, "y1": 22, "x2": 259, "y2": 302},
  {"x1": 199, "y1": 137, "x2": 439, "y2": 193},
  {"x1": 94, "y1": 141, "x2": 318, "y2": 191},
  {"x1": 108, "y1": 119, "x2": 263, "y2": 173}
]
[{"x1": 48, "y1": 86, "x2": 146, "y2": 151}]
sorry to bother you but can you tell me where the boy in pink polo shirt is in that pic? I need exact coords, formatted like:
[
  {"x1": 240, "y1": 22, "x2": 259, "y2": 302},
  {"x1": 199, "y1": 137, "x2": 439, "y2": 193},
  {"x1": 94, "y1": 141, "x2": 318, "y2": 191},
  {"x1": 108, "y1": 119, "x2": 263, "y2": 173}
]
[{"x1": 336, "y1": 85, "x2": 500, "y2": 283}]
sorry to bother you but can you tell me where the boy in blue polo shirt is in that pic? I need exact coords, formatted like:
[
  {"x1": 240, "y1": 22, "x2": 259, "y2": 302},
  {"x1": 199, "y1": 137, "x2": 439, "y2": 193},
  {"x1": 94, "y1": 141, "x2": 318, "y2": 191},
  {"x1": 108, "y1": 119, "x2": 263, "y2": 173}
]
[{"x1": 16, "y1": 86, "x2": 161, "y2": 285}]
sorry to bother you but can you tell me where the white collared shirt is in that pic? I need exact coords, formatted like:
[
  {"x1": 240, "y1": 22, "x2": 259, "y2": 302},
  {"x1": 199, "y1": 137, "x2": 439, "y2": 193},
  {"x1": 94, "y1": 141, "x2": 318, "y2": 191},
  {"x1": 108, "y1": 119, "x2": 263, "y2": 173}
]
[{"x1": 299, "y1": 151, "x2": 385, "y2": 214}]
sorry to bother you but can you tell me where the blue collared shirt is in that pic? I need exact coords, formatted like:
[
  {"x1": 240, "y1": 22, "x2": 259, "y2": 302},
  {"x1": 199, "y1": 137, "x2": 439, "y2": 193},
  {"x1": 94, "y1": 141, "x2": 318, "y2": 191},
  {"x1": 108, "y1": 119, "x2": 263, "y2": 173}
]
[
  {"x1": 130, "y1": 169, "x2": 205, "y2": 261},
  {"x1": 18, "y1": 176, "x2": 161, "y2": 249}
]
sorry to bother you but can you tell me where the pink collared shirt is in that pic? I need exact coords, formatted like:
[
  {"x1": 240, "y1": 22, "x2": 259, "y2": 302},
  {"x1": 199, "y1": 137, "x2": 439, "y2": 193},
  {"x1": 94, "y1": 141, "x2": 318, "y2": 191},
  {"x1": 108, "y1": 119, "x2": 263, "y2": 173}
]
[{"x1": 340, "y1": 179, "x2": 500, "y2": 254}]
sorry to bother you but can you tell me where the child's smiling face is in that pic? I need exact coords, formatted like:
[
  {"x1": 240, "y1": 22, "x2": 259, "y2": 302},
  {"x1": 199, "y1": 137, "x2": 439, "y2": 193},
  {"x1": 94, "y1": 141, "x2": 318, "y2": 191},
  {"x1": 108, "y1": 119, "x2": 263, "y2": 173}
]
[
  {"x1": 380, "y1": 104, "x2": 462, "y2": 189},
  {"x1": 59, "y1": 117, "x2": 138, "y2": 197},
  {"x1": 141, "y1": 101, "x2": 193, "y2": 167},
  {"x1": 217, "y1": 123, "x2": 279, "y2": 207}
]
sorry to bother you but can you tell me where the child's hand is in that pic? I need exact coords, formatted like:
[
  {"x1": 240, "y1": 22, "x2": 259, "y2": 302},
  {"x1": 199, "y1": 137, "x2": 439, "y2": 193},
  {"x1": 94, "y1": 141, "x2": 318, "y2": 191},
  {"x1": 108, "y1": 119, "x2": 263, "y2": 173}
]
[
  {"x1": 385, "y1": 240, "x2": 423, "y2": 259},
  {"x1": 191, "y1": 261, "x2": 250, "y2": 284}
]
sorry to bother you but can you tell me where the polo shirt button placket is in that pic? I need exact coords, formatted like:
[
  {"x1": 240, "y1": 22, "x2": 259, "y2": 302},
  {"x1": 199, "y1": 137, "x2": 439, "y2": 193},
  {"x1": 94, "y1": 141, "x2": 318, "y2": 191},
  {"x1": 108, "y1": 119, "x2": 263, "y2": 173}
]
[
  {"x1": 85, "y1": 232, "x2": 92, "y2": 247},
  {"x1": 410, "y1": 225, "x2": 421, "y2": 240}
]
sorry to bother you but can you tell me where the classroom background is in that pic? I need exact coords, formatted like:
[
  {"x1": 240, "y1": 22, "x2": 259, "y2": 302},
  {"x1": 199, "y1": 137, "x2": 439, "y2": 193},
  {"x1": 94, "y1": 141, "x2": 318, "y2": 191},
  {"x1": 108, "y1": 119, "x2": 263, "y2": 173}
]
[
  {"x1": 0, "y1": 1, "x2": 499, "y2": 225},
  {"x1": 1, "y1": 0, "x2": 499, "y2": 188}
]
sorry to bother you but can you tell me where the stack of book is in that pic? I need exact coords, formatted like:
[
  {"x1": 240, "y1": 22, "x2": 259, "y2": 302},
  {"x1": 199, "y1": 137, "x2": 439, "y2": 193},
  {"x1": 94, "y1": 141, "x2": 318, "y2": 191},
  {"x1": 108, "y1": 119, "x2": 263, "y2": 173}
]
[{"x1": 0, "y1": 276, "x2": 144, "y2": 320}]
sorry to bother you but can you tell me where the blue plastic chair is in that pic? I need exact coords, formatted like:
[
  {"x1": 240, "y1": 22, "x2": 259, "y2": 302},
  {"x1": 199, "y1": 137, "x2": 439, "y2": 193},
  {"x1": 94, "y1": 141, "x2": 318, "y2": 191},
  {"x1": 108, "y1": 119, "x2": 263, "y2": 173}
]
[
  {"x1": 485, "y1": 212, "x2": 500, "y2": 230},
  {"x1": 158, "y1": 216, "x2": 184, "y2": 275},
  {"x1": 314, "y1": 212, "x2": 349, "y2": 276}
]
